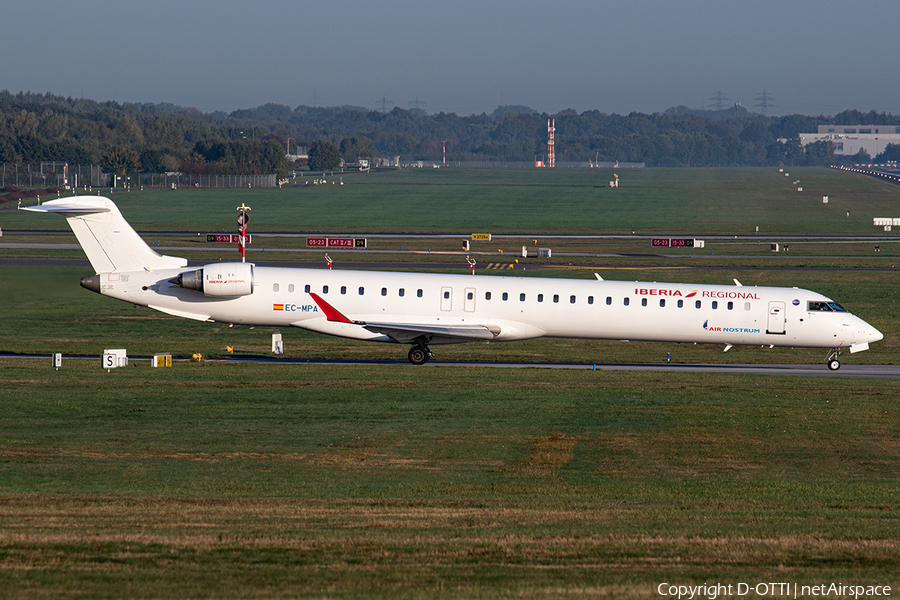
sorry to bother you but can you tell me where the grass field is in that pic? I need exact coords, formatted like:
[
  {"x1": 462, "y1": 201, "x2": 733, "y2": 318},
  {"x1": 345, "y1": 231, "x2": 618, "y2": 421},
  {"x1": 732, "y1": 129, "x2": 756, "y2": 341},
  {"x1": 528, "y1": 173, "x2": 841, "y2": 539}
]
[
  {"x1": 1, "y1": 361, "x2": 899, "y2": 598},
  {"x1": 3, "y1": 166, "x2": 899, "y2": 235},
  {"x1": 1, "y1": 167, "x2": 899, "y2": 598}
]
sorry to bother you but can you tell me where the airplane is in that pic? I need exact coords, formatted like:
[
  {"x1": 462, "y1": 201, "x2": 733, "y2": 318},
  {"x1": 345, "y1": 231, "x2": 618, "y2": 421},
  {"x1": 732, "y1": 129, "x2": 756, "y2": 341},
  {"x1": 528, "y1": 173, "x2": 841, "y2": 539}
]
[{"x1": 24, "y1": 196, "x2": 883, "y2": 369}]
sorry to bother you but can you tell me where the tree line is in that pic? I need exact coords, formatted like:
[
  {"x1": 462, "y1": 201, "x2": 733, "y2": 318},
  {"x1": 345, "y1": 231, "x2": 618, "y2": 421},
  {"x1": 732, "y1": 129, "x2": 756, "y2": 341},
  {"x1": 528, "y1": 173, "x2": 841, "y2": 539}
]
[{"x1": 1, "y1": 91, "x2": 898, "y2": 175}]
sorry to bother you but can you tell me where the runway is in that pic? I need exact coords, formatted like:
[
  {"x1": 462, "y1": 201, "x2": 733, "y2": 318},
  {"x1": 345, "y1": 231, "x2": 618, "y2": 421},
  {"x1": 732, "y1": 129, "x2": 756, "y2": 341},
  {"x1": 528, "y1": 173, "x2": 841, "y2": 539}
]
[
  {"x1": 2, "y1": 256, "x2": 899, "y2": 274},
  {"x1": 4, "y1": 354, "x2": 899, "y2": 379},
  {"x1": 183, "y1": 358, "x2": 900, "y2": 379}
]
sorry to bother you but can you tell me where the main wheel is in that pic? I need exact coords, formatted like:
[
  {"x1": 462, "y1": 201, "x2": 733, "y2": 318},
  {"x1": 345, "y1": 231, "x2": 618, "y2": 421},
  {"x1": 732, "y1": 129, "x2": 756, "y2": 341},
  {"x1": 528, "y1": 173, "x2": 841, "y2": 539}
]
[
  {"x1": 408, "y1": 345, "x2": 430, "y2": 365},
  {"x1": 828, "y1": 359, "x2": 841, "y2": 371}
]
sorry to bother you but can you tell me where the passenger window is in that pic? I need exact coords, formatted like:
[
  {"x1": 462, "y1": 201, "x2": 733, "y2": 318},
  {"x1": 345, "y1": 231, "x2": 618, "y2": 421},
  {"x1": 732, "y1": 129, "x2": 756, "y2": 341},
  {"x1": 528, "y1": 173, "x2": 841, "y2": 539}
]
[
  {"x1": 727, "y1": 301, "x2": 733, "y2": 310},
  {"x1": 606, "y1": 297, "x2": 612, "y2": 305},
  {"x1": 444, "y1": 291, "x2": 450, "y2": 299},
  {"x1": 467, "y1": 291, "x2": 473, "y2": 300},
  {"x1": 553, "y1": 294, "x2": 559, "y2": 303},
  {"x1": 641, "y1": 298, "x2": 648, "y2": 307},
  {"x1": 273, "y1": 283, "x2": 279, "y2": 292},
  {"x1": 695, "y1": 300, "x2": 701, "y2": 309},
  {"x1": 399, "y1": 288, "x2": 405, "y2": 297},
  {"x1": 744, "y1": 302, "x2": 751, "y2": 311},
  {"x1": 288, "y1": 284, "x2": 295, "y2": 293},
  {"x1": 359, "y1": 287, "x2": 365, "y2": 295},
  {"x1": 570, "y1": 295, "x2": 576, "y2": 304},
  {"x1": 341, "y1": 286, "x2": 347, "y2": 295},
  {"x1": 712, "y1": 301, "x2": 718, "y2": 309},
  {"x1": 417, "y1": 289, "x2": 423, "y2": 298},
  {"x1": 502, "y1": 292, "x2": 508, "y2": 301},
  {"x1": 323, "y1": 285, "x2": 329, "y2": 294},
  {"x1": 382, "y1": 287, "x2": 387, "y2": 296},
  {"x1": 485, "y1": 291, "x2": 491, "y2": 300},
  {"x1": 537, "y1": 294, "x2": 544, "y2": 302},
  {"x1": 624, "y1": 298, "x2": 630, "y2": 306},
  {"x1": 304, "y1": 284, "x2": 311, "y2": 293},
  {"x1": 519, "y1": 293, "x2": 526, "y2": 302},
  {"x1": 588, "y1": 296, "x2": 594, "y2": 305},
  {"x1": 678, "y1": 299, "x2": 683, "y2": 308},
  {"x1": 660, "y1": 299, "x2": 665, "y2": 307}
]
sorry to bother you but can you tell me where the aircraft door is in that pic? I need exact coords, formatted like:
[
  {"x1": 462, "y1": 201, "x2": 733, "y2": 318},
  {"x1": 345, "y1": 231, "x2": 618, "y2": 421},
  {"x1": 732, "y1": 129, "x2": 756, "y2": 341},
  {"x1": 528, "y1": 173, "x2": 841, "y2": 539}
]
[
  {"x1": 464, "y1": 287, "x2": 476, "y2": 312},
  {"x1": 767, "y1": 301, "x2": 786, "y2": 334},
  {"x1": 441, "y1": 286, "x2": 452, "y2": 311}
]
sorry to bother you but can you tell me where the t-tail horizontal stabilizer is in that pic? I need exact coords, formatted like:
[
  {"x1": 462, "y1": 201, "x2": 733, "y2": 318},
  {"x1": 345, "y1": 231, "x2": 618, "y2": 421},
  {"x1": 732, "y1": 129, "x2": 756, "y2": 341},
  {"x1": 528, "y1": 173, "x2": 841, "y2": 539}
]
[{"x1": 21, "y1": 196, "x2": 187, "y2": 273}]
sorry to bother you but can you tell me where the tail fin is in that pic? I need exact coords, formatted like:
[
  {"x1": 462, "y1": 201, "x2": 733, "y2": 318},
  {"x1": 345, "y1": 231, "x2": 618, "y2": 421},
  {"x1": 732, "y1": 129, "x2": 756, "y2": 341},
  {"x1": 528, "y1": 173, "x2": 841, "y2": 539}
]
[{"x1": 21, "y1": 196, "x2": 187, "y2": 273}]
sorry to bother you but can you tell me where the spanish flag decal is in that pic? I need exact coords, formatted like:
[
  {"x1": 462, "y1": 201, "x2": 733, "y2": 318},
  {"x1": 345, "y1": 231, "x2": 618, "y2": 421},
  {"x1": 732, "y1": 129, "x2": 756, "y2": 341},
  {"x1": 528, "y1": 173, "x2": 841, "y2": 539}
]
[{"x1": 273, "y1": 304, "x2": 285, "y2": 311}]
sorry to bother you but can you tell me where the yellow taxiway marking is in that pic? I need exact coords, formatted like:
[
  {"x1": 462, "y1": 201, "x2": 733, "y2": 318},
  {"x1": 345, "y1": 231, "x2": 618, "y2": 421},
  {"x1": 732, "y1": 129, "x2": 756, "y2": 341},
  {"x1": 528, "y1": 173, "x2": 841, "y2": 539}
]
[{"x1": 543, "y1": 265, "x2": 692, "y2": 271}]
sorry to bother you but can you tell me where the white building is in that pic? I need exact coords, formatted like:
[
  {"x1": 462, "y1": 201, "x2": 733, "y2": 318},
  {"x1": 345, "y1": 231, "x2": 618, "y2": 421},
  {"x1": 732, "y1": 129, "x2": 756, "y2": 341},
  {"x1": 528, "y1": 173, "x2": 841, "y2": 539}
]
[{"x1": 794, "y1": 125, "x2": 900, "y2": 157}]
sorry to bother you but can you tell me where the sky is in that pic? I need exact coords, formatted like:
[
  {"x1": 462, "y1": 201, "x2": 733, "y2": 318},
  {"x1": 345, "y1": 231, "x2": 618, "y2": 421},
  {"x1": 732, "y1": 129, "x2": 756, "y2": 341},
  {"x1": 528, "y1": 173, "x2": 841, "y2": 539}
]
[{"x1": 3, "y1": 0, "x2": 899, "y2": 117}]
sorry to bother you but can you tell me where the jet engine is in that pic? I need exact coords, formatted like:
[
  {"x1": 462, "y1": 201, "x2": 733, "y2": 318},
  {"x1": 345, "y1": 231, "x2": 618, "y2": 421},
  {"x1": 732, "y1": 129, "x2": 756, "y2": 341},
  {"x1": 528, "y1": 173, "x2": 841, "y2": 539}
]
[{"x1": 171, "y1": 262, "x2": 254, "y2": 297}]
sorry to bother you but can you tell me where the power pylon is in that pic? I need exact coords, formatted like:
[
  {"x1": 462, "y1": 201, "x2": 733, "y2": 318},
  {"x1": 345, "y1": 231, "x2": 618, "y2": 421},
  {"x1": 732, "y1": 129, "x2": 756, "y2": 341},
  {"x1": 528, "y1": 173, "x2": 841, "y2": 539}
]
[
  {"x1": 376, "y1": 96, "x2": 393, "y2": 113},
  {"x1": 754, "y1": 90, "x2": 775, "y2": 115},
  {"x1": 709, "y1": 90, "x2": 729, "y2": 112},
  {"x1": 408, "y1": 97, "x2": 426, "y2": 112}
]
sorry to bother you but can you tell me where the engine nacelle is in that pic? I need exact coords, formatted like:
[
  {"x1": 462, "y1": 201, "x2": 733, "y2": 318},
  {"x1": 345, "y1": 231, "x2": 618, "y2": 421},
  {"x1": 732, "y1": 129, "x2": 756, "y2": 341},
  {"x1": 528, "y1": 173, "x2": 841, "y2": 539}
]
[{"x1": 172, "y1": 262, "x2": 254, "y2": 297}]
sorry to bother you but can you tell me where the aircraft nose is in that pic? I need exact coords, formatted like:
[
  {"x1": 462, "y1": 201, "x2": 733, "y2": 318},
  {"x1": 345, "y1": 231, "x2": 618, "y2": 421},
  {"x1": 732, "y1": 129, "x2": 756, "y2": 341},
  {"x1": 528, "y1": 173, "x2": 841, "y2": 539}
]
[{"x1": 869, "y1": 326, "x2": 884, "y2": 343}]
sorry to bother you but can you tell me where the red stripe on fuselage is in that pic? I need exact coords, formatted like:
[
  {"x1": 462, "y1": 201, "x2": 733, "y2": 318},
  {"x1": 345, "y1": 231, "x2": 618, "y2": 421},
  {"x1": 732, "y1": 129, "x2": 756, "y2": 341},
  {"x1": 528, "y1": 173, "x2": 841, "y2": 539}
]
[{"x1": 308, "y1": 292, "x2": 352, "y2": 323}]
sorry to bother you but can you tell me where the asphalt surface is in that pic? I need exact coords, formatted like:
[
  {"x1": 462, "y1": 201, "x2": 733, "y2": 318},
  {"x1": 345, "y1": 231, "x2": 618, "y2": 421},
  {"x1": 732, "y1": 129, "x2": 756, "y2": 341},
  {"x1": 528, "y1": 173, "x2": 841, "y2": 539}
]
[
  {"x1": 3, "y1": 354, "x2": 898, "y2": 379},
  {"x1": 6, "y1": 228, "x2": 900, "y2": 241},
  {"x1": 2, "y1": 256, "x2": 899, "y2": 273}
]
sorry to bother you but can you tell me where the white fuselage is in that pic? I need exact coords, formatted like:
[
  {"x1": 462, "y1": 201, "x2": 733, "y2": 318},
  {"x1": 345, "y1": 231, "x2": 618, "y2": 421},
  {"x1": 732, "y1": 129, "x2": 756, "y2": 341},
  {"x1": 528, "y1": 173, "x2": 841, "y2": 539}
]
[
  {"x1": 95, "y1": 265, "x2": 882, "y2": 351},
  {"x1": 25, "y1": 196, "x2": 883, "y2": 365}
]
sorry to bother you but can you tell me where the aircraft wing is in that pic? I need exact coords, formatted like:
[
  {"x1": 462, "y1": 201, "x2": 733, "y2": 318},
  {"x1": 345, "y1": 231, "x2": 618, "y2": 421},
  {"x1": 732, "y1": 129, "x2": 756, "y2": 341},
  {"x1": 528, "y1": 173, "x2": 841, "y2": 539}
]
[
  {"x1": 362, "y1": 322, "x2": 497, "y2": 344},
  {"x1": 308, "y1": 292, "x2": 498, "y2": 344},
  {"x1": 148, "y1": 304, "x2": 213, "y2": 322}
]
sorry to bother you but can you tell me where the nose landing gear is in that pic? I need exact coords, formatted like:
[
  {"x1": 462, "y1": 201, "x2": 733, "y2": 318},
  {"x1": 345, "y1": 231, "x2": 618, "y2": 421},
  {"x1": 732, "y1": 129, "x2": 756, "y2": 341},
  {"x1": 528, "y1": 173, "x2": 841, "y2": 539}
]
[
  {"x1": 408, "y1": 344, "x2": 432, "y2": 365},
  {"x1": 825, "y1": 348, "x2": 842, "y2": 370}
]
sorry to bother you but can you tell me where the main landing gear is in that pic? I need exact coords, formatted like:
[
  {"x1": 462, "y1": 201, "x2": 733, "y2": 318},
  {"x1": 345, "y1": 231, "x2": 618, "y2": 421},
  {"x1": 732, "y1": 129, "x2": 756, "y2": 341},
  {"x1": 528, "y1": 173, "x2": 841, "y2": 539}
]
[
  {"x1": 825, "y1": 348, "x2": 842, "y2": 371},
  {"x1": 408, "y1": 344, "x2": 433, "y2": 365}
]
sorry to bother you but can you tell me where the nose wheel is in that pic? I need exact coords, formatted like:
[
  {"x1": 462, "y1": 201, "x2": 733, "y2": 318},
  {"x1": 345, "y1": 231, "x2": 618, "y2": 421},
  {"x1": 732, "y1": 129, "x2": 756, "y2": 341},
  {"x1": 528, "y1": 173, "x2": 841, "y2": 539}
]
[
  {"x1": 408, "y1": 344, "x2": 432, "y2": 365},
  {"x1": 825, "y1": 348, "x2": 842, "y2": 370}
]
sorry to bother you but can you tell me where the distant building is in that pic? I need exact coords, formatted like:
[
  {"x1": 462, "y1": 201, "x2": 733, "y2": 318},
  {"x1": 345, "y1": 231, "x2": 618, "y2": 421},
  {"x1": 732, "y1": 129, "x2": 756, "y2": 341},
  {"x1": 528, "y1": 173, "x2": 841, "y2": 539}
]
[
  {"x1": 287, "y1": 146, "x2": 309, "y2": 162},
  {"x1": 792, "y1": 125, "x2": 900, "y2": 157},
  {"x1": 375, "y1": 156, "x2": 400, "y2": 167}
]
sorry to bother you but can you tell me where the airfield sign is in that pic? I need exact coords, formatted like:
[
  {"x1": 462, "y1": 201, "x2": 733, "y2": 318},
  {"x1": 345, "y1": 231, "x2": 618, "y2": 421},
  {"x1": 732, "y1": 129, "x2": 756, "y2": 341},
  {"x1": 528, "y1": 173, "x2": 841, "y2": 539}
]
[{"x1": 307, "y1": 237, "x2": 367, "y2": 249}]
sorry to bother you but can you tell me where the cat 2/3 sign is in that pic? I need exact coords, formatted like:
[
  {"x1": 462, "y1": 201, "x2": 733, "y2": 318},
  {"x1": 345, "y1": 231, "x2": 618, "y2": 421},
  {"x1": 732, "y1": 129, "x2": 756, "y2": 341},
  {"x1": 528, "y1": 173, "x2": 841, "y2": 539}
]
[
  {"x1": 306, "y1": 237, "x2": 367, "y2": 249},
  {"x1": 651, "y1": 238, "x2": 704, "y2": 248}
]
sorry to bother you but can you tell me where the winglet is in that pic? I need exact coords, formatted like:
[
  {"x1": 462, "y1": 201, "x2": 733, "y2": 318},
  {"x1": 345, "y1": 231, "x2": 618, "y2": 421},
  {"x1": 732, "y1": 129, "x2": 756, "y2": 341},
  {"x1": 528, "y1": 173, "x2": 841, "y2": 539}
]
[{"x1": 308, "y1": 292, "x2": 353, "y2": 323}]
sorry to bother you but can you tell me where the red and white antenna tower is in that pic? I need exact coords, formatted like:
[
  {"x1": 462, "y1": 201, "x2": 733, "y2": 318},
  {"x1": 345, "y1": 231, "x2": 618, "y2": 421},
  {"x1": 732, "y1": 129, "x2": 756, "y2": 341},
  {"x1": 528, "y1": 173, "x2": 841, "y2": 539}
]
[
  {"x1": 442, "y1": 139, "x2": 447, "y2": 167},
  {"x1": 547, "y1": 119, "x2": 556, "y2": 168},
  {"x1": 237, "y1": 203, "x2": 250, "y2": 263}
]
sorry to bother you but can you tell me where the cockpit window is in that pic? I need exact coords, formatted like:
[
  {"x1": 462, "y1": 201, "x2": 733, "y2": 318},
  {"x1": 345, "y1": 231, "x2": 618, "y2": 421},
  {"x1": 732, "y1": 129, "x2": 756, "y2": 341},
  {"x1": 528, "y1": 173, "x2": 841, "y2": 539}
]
[{"x1": 807, "y1": 301, "x2": 848, "y2": 312}]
